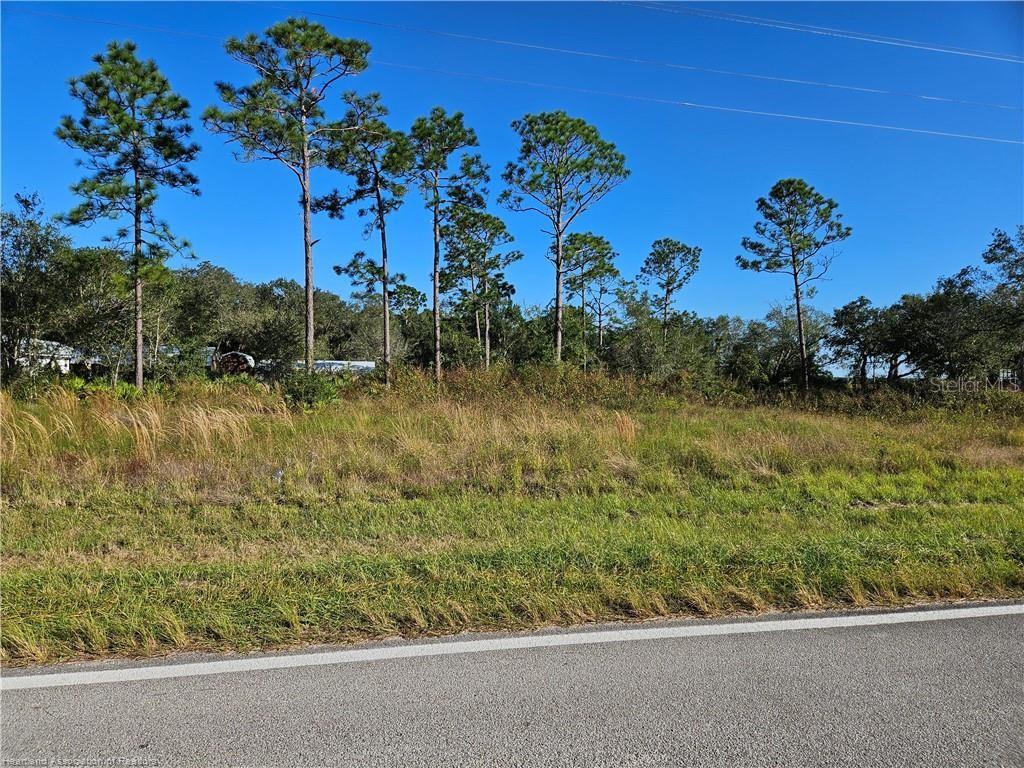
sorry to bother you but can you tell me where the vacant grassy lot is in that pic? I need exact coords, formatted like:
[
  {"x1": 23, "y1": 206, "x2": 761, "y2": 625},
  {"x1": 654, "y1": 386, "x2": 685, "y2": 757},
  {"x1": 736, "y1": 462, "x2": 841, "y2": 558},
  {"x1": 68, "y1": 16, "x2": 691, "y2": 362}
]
[{"x1": 2, "y1": 373, "x2": 1023, "y2": 664}]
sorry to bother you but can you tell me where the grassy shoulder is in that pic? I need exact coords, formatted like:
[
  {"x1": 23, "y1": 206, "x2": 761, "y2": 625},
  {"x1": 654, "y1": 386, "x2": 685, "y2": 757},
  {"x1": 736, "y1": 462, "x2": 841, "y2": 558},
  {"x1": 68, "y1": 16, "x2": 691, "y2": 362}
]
[{"x1": 2, "y1": 375, "x2": 1023, "y2": 664}]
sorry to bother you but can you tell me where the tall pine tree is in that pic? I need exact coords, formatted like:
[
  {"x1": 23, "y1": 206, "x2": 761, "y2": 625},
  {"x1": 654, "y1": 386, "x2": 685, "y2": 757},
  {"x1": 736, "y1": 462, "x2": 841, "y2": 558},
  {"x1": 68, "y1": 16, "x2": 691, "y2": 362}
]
[
  {"x1": 564, "y1": 232, "x2": 616, "y2": 367},
  {"x1": 409, "y1": 108, "x2": 486, "y2": 384},
  {"x1": 737, "y1": 179, "x2": 851, "y2": 391},
  {"x1": 501, "y1": 112, "x2": 628, "y2": 362},
  {"x1": 57, "y1": 40, "x2": 199, "y2": 388},
  {"x1": 204, "y1": 19, "x2": 369, "y2": 371},
  {"x1": 641, "y1": 238, "x2": 701, "y2": 341},
  {"x1": 318, "y1": 93, "x2": 412, "y2": 386},
  {"x1": 442, "y1": 207, "x2": 521, "y2": 369}
]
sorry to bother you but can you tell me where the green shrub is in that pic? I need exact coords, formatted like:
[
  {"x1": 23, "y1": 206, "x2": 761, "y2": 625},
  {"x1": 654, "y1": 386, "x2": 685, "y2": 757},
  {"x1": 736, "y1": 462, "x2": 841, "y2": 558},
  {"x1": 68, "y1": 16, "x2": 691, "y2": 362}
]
[
  {"x1": 93, "y1": 380, "x2": 142, "y2": 402},
  {"x1": 4, "y1": 368, "x2": 62, "y2": 401},
  {"x1": 279, "y1": 371, "x2": 343, "y2": 410},
  {"x1": 63, "y1": 376, "x2": 88, "y2": 397}
]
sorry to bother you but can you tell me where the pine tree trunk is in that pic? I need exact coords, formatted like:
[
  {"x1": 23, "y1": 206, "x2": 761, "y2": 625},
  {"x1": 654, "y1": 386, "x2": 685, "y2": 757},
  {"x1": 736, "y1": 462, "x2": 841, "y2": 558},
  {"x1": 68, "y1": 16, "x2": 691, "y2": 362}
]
[
  {"x1": 554, "y1": 228, "x2": 564, "y2": 363},
  {"x1": 597, "y1": 292, "x2": 605, "y2": 351},
  {"x1": 483, "y1": 274, "x2": 491, "y2": 370},
  {"x1": 470, "y1": 273, "x2": 481, "y2": 356},
  {"x1": 152, "y1": 314, "x2": 162, "y2": 376},
  {"x1": 133, "y1": 170, "x2": 144, "y2": 389},
  {"x1": 581, "y1": 284, "x2": 587, "y2": 371},
  {"x1": 301, "y1": 143, "x2": 315, "y2": 374},
  {"x1": 662, "y1": 290, "x2": 670, "y2": 342},
  {"x1": 432, "y1": 198, "x2": 442, "y2": 385},
  {"x1": 375, "y1": 180, "x2": 392, "y2": 387},
  {"x1": 792, "y1": 266, "x2": 809, "y2": 391}
]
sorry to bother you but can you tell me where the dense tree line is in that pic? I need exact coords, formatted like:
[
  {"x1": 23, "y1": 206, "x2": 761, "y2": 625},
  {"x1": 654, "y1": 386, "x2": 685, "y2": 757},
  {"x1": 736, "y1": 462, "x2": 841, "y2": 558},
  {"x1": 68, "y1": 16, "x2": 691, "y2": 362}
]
[
  {"x1": 2, "y1": 18, "x2": 1021, "y2": 392},
  {"x1": 4, "y1": 190, "x2": 1020, "y2": 391}
]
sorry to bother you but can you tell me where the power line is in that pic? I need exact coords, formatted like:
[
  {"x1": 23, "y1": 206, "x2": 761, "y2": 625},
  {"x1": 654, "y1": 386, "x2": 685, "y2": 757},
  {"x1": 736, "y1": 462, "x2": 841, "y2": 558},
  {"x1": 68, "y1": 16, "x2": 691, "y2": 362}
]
[
  {"x1": 629, "y1": 3, "x2": 1024, "y2": 63},
  {"x1": 375, "y1": 60, "x2": 1023, "y2": 146},
  {"x1": 7, "y1": 7, "x2": 1022, "y2": 146},
  {"x1": 268, "y1": 3, "x2": 1021, "y2": 111},
  {"x1": 626, "y1": 3, "x2": 1024, "y2": 64},
  {"x1": 19, "y1": 4, "x2": 1018, "y2": 111},
  {"x1": 674, "y1": 5, "x2": 1024, "y2": 60},
  {"x1": 7, "y1": 7, "x2": 222, "y2": 41}
]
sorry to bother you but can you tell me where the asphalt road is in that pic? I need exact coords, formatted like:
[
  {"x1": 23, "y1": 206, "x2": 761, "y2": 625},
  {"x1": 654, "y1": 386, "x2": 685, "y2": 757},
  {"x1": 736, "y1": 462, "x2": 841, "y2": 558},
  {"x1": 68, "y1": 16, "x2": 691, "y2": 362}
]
[{"x1": 3, "y1": 603, "x2": 1022, "y2": 768}]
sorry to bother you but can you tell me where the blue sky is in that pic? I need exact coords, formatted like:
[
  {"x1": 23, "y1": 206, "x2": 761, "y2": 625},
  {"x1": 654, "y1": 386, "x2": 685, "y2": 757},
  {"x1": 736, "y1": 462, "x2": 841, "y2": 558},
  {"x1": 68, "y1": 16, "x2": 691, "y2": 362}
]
[{"x1": 2, "y1": 2, "x2": 1022, "y2": 320}]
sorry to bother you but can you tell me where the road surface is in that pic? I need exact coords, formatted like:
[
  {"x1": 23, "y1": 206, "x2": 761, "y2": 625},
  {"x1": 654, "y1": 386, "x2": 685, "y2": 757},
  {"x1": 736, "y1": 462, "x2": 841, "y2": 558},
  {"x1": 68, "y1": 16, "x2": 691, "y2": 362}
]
[{"x1": 3, "y1": 603, "x2": 1022, "y2": 767}]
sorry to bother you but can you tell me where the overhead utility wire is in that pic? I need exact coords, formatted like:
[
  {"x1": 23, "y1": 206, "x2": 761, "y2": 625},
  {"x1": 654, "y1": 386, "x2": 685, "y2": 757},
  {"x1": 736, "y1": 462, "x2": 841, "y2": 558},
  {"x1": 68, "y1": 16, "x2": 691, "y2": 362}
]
[
  {"x1": 8, "y1": 7, "x2": 1022, "y2": 147},
  {"x1": 651, "y1": 4, "x2": 1024, "y2": 60},
  {"x1": 268, "y1": 3, "x2": 1020, "y2": 110},
  {"x1": 15, "y1": 5, "x2": 1020, "y2": 111},
  {"x1": 5, "y1": 8, "x2": 222, "y2": 41},
  {"x1": 626, "y1": 3, "x2": 1024, "y2": 64},
  {"x1": 375, "y1": 60, "x2": 1023, "y2": 145}
]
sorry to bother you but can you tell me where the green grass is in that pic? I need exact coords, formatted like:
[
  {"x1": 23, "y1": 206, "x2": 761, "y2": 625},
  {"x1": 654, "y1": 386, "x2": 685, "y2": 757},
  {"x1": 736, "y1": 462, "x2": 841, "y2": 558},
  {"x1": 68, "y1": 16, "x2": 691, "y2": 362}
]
[{"x1": 2, "y1": 373, "x2": 1023, "y2": 664}]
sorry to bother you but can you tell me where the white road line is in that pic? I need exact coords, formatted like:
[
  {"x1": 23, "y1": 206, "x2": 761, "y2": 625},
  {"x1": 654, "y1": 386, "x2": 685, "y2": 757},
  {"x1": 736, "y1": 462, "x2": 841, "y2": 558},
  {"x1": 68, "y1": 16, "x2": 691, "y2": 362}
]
[{"x1": 4, "y1": 603, "x2": 1021, "y2": 691}]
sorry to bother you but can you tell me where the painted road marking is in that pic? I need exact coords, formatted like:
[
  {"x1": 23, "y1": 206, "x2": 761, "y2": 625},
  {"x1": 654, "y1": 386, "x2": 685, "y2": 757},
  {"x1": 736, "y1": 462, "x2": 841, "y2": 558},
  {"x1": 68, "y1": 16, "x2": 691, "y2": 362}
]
[{"x1": 4, "y1": 603, "x2": 1022, "y2": 690}]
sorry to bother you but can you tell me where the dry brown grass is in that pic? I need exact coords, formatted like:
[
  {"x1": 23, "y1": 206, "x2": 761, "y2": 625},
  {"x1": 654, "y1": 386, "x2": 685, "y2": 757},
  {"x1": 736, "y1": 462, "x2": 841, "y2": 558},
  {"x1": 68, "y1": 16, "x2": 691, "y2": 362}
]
[{"x1": 2, "y1": 382, "x2": 1021, "y2": 511}]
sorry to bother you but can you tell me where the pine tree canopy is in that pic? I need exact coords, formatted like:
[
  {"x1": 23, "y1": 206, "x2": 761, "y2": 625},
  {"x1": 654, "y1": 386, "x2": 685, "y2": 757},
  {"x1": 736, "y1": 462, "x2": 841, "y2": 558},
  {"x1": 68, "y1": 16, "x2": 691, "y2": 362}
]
[{"x1": 56, "y1": 39, "x2": 199, "y2": 260}]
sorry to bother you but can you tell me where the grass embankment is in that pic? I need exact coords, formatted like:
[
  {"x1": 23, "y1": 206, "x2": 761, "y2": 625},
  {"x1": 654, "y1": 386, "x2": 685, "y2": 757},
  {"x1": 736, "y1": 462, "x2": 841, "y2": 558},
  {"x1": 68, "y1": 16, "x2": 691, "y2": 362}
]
[{"x1": 2, "y1": 372, "x2": 1022, "y2": 664}]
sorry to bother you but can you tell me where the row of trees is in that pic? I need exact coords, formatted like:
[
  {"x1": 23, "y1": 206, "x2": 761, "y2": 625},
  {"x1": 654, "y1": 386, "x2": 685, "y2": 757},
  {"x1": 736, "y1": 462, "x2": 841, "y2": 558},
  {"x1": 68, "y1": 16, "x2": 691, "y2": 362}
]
[
  {"x1": 3, "y1": 190, "x2": 1021, "y2": 389},
  {"x1": 4, "y1": 18, "x2": 1020, "y2": 390},
  {"x1": 829, "y1": 226, "x2": 1024, "y2": 386},
  {"x1": 49, "y1": 22, "x2": 623, "y2": 387},
  {"x1": 45, "y1": 19, "x2": 865, "y2": 390}
]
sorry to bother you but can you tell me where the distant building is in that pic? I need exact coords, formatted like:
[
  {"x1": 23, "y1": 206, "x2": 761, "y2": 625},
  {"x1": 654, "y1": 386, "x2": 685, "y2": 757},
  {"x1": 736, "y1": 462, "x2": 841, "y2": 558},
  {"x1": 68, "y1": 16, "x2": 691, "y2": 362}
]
[
  {"x1": 12, "y1": 339, "x2": 374, "y2": 379},
  {"x1": 15, "y1": 339, "x2": 93, "y2": 374},
  {"x1": 293, "y1": 360, "x2": 376, "y2": 375}
]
